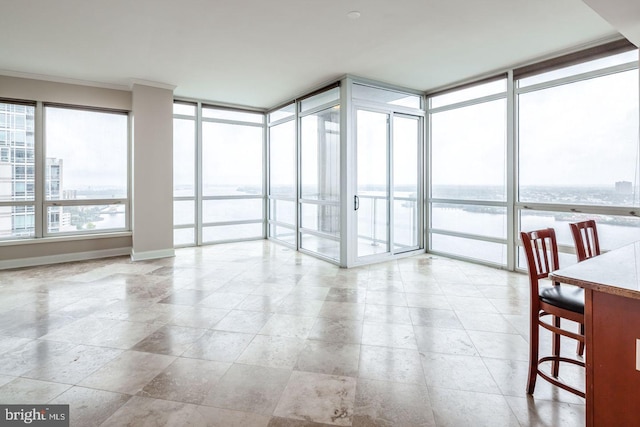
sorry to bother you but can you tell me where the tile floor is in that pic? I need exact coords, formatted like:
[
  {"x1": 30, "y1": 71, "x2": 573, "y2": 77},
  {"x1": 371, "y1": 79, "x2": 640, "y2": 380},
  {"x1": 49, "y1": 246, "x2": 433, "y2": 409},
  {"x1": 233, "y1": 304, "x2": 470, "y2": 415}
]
[{"x1": 0, "y1": 241, "x2": 586, "y2": 426}]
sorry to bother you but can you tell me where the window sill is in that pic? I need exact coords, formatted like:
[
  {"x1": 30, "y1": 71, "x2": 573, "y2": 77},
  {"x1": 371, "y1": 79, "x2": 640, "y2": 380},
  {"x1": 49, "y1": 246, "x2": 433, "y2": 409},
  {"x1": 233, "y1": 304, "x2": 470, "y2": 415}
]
[{"x1": 0, "y1": 231, "x2": 132, "y2": 247}]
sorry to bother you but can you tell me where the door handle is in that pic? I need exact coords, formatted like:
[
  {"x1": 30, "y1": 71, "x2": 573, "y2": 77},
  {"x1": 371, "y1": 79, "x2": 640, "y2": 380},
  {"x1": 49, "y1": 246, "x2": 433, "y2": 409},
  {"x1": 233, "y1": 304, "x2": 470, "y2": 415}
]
[{"x1": 354, "y1": 195, "x2": 359, "y2": 211}]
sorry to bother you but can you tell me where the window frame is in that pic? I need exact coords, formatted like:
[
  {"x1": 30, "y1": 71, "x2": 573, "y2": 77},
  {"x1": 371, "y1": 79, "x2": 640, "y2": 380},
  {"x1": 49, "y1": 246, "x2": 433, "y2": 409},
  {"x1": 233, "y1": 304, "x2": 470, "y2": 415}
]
[{"x1": 0, "y1": 99, "x2": 131, "y2": 241}]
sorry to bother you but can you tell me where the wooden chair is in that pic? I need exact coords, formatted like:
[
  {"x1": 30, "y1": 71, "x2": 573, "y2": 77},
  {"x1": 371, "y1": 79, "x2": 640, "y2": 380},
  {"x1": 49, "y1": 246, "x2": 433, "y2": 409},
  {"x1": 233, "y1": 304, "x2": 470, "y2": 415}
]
[
  {"x1": 569, "y1": 219, "x2": 600, "y2": 356},
  {"x1": 570, "y1": 220, "x2": 600, "y2": 262},
  {"x1": 520, "y1": 228, "x2": 585, "y2": 398}
]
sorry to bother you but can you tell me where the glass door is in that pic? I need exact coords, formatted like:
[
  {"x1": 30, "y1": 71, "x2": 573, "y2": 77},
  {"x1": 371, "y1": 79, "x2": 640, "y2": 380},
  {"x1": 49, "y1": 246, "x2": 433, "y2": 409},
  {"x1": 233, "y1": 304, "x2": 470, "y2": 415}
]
[
  {"x1": 355, "y1": 110, "x2": 421, "y2": 260},
  {"x1": 356, "y1": 110, "x2": 390, "y2": 258}
]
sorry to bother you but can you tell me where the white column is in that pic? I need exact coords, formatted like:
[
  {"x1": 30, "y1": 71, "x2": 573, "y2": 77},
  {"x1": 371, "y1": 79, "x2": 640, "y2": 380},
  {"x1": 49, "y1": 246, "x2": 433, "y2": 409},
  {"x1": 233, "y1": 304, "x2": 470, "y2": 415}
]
[{"x1": 131, "y1": 81, "x2": 175, "y2": 261}]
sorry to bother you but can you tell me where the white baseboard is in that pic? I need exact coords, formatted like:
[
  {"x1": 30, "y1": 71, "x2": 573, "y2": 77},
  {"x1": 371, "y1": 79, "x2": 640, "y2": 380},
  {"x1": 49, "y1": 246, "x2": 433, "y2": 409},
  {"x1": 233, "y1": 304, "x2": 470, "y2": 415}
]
[
  {"x1": 0, "y1": 247, "x2": 131, "y2": 270},
  {"x1": 130, "y1": 248, "x2": 175, "y2": 262}
]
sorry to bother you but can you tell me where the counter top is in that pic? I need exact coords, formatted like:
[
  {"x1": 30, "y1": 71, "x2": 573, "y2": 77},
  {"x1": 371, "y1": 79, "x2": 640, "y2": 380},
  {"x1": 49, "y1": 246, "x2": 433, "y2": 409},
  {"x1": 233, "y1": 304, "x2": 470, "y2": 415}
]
[{"x1": 550, "y1": 241, "x2": 640, "y2": 300}]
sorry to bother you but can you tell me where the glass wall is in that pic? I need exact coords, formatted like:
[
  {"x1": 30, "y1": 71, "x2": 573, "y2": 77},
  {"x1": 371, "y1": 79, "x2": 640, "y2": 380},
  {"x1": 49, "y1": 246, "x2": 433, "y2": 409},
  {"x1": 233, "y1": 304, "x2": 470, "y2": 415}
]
[
  {"x1": 172, "y1": 102, "x2": 265, "y2": 247},
  {"x1": 516, "y1": 48, "x2": 640, "y2": 267},
  {"x1": 299, "y1": 89, "x2": 341, "y2": 261},
  {"x1": 267, "y1": 104, "x2": 296, "y2": 246},
  {"x1": 427, "y1": 44, "x2": 639, "y2": 269},
  {"x1": 428, "y1": 79, "x2": 508, "y2": 265}
]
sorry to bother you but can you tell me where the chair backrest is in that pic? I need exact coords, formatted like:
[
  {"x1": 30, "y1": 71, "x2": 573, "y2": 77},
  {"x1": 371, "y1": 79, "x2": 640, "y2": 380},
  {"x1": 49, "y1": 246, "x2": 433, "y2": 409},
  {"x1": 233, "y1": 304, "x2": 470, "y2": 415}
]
[
  {"x1": 569, "y1": 220, "x2": 600, "y2": 262},
  {"x1": 520, "y1": 228, "x2": 560, "y2": 288}
]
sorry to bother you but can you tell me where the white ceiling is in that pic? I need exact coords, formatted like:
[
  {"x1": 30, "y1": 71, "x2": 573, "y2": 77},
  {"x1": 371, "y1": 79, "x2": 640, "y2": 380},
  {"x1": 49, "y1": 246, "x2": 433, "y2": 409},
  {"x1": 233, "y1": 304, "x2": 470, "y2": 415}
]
[{"x1": 0, "y1": 0, "x2": 621, "y2": 109}]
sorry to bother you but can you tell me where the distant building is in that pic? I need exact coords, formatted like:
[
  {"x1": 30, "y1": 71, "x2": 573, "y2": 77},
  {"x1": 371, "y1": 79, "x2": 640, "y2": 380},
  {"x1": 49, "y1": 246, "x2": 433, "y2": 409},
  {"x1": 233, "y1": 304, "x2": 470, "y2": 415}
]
[
  {"x1": 615, "y1": 181, "x2": 633, "y2": 194},
  {"x1": 0, "y1": 104, "x2": 63, "y2": 237}
]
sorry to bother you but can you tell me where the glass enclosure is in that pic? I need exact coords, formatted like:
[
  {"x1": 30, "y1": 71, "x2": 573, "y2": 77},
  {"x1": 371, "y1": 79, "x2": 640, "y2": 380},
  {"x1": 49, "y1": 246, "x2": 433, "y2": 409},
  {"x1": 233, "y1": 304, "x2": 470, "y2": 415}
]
[{"x1": 299, "y1": 91, "x2": 341, "y2": 261}]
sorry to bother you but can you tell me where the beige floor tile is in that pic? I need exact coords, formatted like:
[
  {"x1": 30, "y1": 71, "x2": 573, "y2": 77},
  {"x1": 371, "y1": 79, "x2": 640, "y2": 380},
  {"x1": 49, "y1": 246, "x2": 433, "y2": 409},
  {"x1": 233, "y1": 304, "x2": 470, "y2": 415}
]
[
  {"x1": 186, "y1": 406, "x2": 271, "y2": 426},
  {"x1": 100, "y1": 396, "x2": 197, "y2": 427},
  {"x1": 295, "y1": 341, "x2": 361, "y2": 377},
  {"x1": 0, "y1": 378, "x2": 70, "y2": 404},
  {"x1": 50, "y1": 386, "x2": 131, "y2": 427},
  {"x1": 429, "y1": 387, "x2": 520, "y2": 427},
  {"x1": 139, "y1": 357, "x2": 230, "y2": 404},
  {"x1": 182, "y1": 330, "x2": 254, "y2": 362},
  {"x1": 358, "y1": 345, "x2": 425, "y2": 385},
  {"x1": 202, "y1": 364, "x2": 291, "y2": 415},
  {"x1": 361, "y1": 322, "x2": 418, "y2": 350},
  {"x1": 353, "y1": 378, "x2": 436, "y2": 427},
  {"x1": 78, "y1": 350, "x2": 175, "y2": 394},
  {"x1": 131, "y1": 324, "x2": 207, "y2": 356},
  {"x1": 274, "y1": 371, "x2": 357, "y2": 426},
  {"x1": 237, "y1": 335, "x2": 306, "y2": 369}
]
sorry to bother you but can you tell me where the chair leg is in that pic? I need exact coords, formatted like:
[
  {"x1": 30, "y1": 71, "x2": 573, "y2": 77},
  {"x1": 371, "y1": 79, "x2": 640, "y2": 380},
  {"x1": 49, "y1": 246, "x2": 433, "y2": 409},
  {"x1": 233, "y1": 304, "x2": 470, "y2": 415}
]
[
  {"x1": 577, "y1": 323, "x2": 585, "y2": 356},
  {"x1": 527, "y1": 313, "x2": 540, "y2": 394},
  {"x1": 552, "y1": 316, "x2": 560, "y2": 378}
]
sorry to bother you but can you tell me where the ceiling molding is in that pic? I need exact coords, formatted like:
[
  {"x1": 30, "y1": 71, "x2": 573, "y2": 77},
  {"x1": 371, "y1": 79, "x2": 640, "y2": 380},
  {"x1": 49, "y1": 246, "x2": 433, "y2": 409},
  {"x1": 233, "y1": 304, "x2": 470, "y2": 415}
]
[
  {"x1": 129, "y1": 79, "x2": 177, "y2": 92},
  {"x1": 0, "y1": 69, "x2": 129, "y2": 91}
]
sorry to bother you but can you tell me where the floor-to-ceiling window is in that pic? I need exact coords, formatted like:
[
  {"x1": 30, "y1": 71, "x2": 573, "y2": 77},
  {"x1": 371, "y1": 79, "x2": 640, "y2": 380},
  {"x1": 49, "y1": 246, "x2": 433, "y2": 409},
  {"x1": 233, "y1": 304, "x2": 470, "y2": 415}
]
[
  {"x1": 267, "y1": 103, "x2": 296, "y2": 247},
  {"x1": 299, "y1": 88, "x2": 341, "y2": 261},
  {"x1": 428, "y1": 78, "x2": 508, "y2": 266},
  {"x1": 515, "y1": 46, "x2": 640, "y2": 267},
  {"x1": 172, "y1": 102, "x2": 197, "y2": 246},
  {"x1": 427, "y1": 42, "x2": 639, "y2": 269},
  {"x1": 172, "y1": 102, "x2": 265, "y2": 247}
]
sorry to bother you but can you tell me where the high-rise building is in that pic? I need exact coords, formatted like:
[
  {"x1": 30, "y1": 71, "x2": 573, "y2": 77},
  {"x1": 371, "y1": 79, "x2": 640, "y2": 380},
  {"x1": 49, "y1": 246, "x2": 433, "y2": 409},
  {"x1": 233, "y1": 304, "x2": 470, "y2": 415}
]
[{"x1": 0, "y1": 104, "x2": 63, "y2": 237}]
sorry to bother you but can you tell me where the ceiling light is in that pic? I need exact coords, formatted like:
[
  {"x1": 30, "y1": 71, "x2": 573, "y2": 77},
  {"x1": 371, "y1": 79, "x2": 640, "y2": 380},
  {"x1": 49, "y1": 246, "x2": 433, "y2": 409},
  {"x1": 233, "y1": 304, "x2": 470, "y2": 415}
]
[{"x1": 347, "y1": 11, "x2": 361, "y2": 20}]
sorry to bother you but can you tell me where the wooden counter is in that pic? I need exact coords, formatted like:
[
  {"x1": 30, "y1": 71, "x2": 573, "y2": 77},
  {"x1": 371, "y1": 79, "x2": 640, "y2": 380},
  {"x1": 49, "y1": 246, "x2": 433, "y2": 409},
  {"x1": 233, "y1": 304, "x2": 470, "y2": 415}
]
[{"x1": 550, "y1": 241, "x2": 640, "y2": 427}]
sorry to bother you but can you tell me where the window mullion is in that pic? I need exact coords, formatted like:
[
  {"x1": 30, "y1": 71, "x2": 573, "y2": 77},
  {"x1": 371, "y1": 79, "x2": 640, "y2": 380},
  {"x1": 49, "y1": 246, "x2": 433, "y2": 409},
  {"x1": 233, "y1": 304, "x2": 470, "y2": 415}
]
[{"x1": 34, "y1": 101, "x2": 44, "y2": 238}]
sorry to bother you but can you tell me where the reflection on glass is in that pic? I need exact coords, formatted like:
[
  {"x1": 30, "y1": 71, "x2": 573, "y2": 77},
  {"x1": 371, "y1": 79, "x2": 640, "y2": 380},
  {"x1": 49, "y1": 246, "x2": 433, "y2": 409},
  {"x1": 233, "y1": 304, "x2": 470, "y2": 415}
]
[
  {"x1": 0, "y1": 205, "x2": 35, "y2": 238},
  {"x1": 300, "y1": 234, "x2": 340, "y2": 259},
  {"x1": 45, "y1": 107, "x2": 128, "y2": 200},
  {"x1": 270, "y1": 199, "x2": 295, "y2": 225},
  {"x1": 431, "y1": 99, "x2": 506, "y2": 201},
  {"x1": 47, "y1": 204, "x2": 126, "y2": 233},
  {"x1": 270, "y1": 224, "x2": 296, "y2": 245},
  {"x1": 301, "y1": 204, "x2": 340, "y2": 236},
  {"x1": 519, "y1": 69, "x2": 639, "y2": 206},
  {"x1": 300, "y1": 102, "x2": 340, "y2": 260}
]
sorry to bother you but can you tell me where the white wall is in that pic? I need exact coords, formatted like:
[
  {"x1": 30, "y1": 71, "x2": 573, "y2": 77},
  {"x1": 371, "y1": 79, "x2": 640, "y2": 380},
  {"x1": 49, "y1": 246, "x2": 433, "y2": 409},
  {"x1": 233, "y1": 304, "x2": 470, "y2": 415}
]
[{"x1": 0, "y1": 76, "x2": 178, "y2": 267}]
